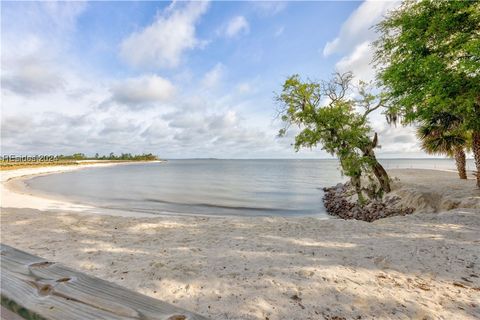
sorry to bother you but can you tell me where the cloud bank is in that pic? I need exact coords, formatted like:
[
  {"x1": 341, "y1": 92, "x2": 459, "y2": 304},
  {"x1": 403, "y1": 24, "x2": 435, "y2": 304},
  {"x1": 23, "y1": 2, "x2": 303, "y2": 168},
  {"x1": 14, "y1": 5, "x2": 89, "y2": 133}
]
[{"x1": 110, "y1": 75, "x2": 176, "y2": 108}]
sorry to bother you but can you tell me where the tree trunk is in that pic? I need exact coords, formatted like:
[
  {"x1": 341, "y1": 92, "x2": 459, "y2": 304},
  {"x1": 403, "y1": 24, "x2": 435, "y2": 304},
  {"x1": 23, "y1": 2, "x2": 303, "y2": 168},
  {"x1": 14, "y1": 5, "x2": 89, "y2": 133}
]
[
  {"x1": 361, "y1": 133, "x2": 391, "y2": 193},
  {"x1": 371, "y1": 159, "x2": 391, "y2": 193},
  {"x1": 473, "y1": 130, "x2": 480, "y2": 188},
  {"x1": 453, "y1": 146, "x2": 467, "y2": 179},
  {"x1": 351, "y1": 175, "x2": 365, "y2": 205}
]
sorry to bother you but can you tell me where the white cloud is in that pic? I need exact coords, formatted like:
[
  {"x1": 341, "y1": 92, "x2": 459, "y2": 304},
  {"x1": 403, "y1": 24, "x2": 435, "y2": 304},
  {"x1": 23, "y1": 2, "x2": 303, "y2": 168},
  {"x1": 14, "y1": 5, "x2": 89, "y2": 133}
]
[
  {"x1": 160, "y1": 109, "x2": 272, "y2": 156},
  {"x1": 110, "y1": 75, "x2": 176, "y2": 108},
  {"x1": 335, "y1": 41, "x2": 375, "y2": 81},
  {"x1": 141, "y1": 117, "x2": 171, "y2": 142},
  {"x1": 1, "y1": 1, "x2": 109, "y2": 118},
  {"x1": 120, "y1": 1, "x2": 209, "y2": 69},
  {"x1": 321, "y1": 0, "x2": 423, "y2": 157},
  {"x1": 252, "y1": 2, "x2": 287, "y2": 16},
  {"x1": 2, "y1": 57, "x2": 65, "y2": 95},
  {"x1": 323, "y1": 1, "x2": 400, "y2": 82},
  {"x1": 1, "y1": 111, "x2": 150, "y2": 155},
  {"x1": 224, "y1": 16, "x2": 249, "y2": 38},
  {"x1": 1, "y1": 1, "x2": 86, "y2": 52},
  {"x1": 201, "y1": 63, "x2": 225, "y2": 89},
  {"x1": 375, "y1": 123, "x2": 420, "y2": 156},
  {"x1": 1, "y1": 2, "x2": 87, "y2": 97},
  {"x1": 323, "y1": 0, "x2": 399, "y2": 57}
]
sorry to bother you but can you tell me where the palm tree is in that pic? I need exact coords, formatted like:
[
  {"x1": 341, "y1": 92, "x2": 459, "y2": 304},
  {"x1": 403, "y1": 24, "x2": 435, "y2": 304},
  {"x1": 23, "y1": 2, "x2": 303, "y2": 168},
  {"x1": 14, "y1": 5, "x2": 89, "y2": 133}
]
[{"x1": 417, "y1": 113, "x2": 469, "y2": 179}]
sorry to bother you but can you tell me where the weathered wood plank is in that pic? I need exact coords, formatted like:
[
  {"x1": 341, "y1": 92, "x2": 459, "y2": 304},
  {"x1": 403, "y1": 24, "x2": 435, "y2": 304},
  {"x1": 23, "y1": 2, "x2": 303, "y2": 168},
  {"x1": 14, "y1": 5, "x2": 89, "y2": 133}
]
[{"x1": 0, "y1": 244, "x2": 208, "y2": 320}]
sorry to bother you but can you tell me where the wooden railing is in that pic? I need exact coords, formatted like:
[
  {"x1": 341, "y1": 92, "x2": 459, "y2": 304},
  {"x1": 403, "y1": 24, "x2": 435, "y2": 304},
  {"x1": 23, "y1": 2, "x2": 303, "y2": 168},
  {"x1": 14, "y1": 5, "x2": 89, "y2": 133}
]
[{"x1": 0, "y1": 244, "x2": 208, "y2": 320}]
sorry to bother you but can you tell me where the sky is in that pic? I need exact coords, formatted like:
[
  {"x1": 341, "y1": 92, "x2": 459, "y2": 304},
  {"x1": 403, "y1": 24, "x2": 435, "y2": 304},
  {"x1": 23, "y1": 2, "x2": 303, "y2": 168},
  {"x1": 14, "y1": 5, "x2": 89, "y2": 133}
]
[{"x1": 1, "y1": 0, "x2": 425, "y2": 159}]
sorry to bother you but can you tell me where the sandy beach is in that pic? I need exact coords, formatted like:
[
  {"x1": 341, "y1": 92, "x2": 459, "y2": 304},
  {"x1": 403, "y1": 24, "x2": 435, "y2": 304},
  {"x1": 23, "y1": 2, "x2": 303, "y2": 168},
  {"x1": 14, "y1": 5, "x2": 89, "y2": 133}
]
[{"x1": 1, "y1": 163, "x2": 479, "y2": 319}]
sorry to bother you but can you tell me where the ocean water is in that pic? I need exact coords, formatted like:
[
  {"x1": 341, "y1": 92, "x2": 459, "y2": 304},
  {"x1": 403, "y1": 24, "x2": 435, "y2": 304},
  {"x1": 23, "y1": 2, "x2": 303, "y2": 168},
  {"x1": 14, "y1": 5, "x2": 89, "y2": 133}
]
[{"x1": 26, "y1": 159, "x2": 474, "y2": 217}]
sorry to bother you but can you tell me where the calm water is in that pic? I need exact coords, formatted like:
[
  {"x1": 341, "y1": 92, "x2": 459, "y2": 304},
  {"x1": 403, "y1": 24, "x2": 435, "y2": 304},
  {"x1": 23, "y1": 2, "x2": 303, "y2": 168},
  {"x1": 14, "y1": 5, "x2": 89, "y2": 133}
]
[{"x1": 26, "y1": 159, "x2": 474, "y2": 217}]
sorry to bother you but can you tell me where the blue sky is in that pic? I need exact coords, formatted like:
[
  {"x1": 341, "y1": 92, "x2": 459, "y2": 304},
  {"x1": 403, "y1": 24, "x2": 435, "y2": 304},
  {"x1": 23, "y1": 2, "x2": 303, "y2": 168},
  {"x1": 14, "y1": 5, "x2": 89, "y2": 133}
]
[
  {"x1": 2, "y1": 1, "x2": 422, "y2": 158},
  {"x1": 71, "y1": 2, "x2": 354, "y2": 79}
]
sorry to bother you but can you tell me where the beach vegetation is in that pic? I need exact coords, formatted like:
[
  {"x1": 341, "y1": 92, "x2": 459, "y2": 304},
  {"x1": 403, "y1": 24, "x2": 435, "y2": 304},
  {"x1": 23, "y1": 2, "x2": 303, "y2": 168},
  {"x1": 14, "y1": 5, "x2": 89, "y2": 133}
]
[
  {"x1": 417, "y1": 112, "x2": 469, "y2": 179},
  {"x1": 373, "y1": 0, "x2": 480, "y2": 186},
  {"x1": 277, "y1": 72, "x2": 391, "y2": 204},
  {"x1": 57, "y1": 153, "x2": 159, "y2": 161}
]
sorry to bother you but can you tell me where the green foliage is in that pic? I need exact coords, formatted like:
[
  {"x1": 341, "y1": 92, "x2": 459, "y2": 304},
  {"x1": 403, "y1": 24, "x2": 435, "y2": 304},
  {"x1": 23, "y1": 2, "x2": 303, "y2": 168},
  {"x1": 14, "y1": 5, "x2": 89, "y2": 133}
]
[
  {"x1": 277, "y1": 72, "x2": 391, "y2": 204},
  {"x1": 56, "y1": 153, "x2": 87, "y2": 160},
  {"x1": 373, "y1": 0, "x2": 480, "y2": 130},
  {"x1": 57, "y1": 153, "x2": 159, "y2": 161},
  {"x1": 416, "y1": 112, "x2": 468, "y2": 156}
]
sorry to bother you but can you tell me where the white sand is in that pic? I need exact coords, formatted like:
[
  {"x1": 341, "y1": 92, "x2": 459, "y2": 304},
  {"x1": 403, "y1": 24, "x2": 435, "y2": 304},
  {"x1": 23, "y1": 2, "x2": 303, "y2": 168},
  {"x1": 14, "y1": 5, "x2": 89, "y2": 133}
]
[
  {"x1": 1, "y1": 164, "x2": 479, "y2": 319},
  {"x1": 389, "y1": 169, "x2": 480, "y2": 213}
]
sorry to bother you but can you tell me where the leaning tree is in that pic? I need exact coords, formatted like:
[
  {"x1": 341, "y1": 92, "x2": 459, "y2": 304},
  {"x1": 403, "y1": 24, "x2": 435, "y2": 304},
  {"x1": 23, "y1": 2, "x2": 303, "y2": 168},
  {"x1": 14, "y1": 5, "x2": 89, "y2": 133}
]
[
  {"x1": 373, "y1": 0, "x2": 480, "y2": 186},
  {"x1": 277, "y1": 72, "x2": 391, "y2": 204}
]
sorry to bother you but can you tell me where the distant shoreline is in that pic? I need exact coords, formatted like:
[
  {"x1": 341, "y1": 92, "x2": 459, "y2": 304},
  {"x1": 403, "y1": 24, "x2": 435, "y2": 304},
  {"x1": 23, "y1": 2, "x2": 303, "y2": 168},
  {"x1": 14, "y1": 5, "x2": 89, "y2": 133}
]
[{"x1": 0, "y1": 159, "x2": 165, "y2": 171}]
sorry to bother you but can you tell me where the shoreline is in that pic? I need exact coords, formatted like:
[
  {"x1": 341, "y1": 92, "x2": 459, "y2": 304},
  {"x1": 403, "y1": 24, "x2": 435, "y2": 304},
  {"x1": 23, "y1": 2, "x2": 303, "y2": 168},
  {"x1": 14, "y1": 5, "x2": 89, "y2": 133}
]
[
  {"x1": 2, "y1": 163, "x2": 477, "y2": 219},
  {"x1": 2, "y1": 162, "x2": 327, "y2": 219},
  {"x1": 1, "y1": 161, "x2": 164, "y2": 218}
]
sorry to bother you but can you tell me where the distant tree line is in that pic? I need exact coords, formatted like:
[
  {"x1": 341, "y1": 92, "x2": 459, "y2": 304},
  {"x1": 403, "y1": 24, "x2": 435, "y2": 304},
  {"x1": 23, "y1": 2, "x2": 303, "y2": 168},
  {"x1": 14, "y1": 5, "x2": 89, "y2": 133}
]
[{"x1": 57, "y1": 153, "x2": 159, "y2": 161}]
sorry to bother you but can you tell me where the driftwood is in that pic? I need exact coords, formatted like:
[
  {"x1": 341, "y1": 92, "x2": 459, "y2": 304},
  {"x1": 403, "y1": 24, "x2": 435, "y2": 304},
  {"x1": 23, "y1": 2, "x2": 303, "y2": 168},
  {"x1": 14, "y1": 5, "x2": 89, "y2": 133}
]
[{"x1": 0, "y1": 244, "x2": 208, "y2": 320}]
